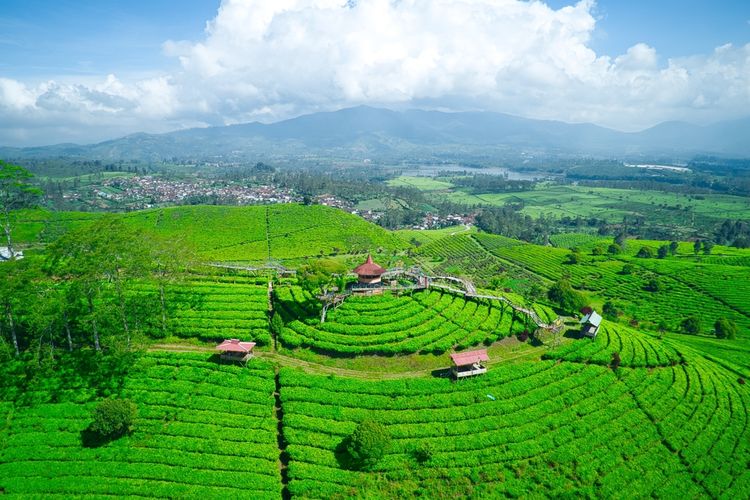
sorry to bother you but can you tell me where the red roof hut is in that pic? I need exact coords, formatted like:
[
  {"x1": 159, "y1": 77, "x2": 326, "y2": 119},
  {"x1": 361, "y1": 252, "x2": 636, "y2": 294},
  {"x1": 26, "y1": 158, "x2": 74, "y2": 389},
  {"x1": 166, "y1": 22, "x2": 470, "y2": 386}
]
[
  {"x1": 353, "y1": 254, "x2": 386, "y2": 285},
  {"x1": 216, "y1": 339, "x2": 256, "y2": 362},
  {"x1": 450, "y1": 349, "x2": 489, "y2": 378}
]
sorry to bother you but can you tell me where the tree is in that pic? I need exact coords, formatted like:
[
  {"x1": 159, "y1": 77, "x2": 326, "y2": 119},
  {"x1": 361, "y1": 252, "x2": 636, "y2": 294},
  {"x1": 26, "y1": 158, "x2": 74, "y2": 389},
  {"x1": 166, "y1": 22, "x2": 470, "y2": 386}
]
[
  {"x1": 147, "y1": 236, "x2": 194, "y2": 338},
  {"x1": 87, "y1": 398, "x2": 137, "y2": 439},
  {"x1": 614, "y1": 233, "x2": 627, "y2": 249},
  {"x1": 714, "y1": 318, "x2": 737, "y2": 340},
  {"x1": 636, "y1": 246, "x2": 654, "y2": 258},
  {"x1": 611, "y1": 352, "x2": 621, "y2": 370},
  {"x1": 547, "y1": 279, "x2": 585, "y2": 313},
  {"x1": 46, "y1": 217, "x2": 150, "y2": 351},
  {"x1": 345, "y1": 419, "x2": 391, "y2": 469},
  {"x1": 669, "y1": 241, "x2": 679, "y2": 255},
  {"x1": 0, "y1": 161, "x2": 42, "y2": 260},
  {"x1": 657, "y1": 245, "x2": 669, "y2": 259},
  {"x1": 607, "y1": 243, "x2": 621, "y2": 255},
  {"x1": 565, "y1": 252, "x2": 579, "y2": 264},
  {"x1": 693, "y1": 239, "x2": 702, "y2": 255},
  {"x1": 702, "y1": 240, "x2": 714, "y2": 255},
  {"x1": 602, "y1": 301, "x2": 620, "y2": 319},
  {"x1": 413, "y1": 442, "x2": 434, "y2": 464},
  {"x1": 298, "y1": 258, "x2": 347, "y2": 296},
  {"x1": 644, "y1": 277, "x2": 663, "y2": 293},
  {"x1": 620, "y1": 264, "x2": 635, "y2": 275},
  {"x1": 680, "y1": 316, "x2": 701, "y2": 335}
]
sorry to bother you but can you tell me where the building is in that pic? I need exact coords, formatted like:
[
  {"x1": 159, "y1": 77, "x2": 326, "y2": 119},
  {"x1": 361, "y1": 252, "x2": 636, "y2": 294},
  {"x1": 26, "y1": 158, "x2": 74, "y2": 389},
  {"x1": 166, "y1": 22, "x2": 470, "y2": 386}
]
[
  {"x1": 0, "y1": 247, "x2": 23, "y2": 261},
  {"x1": 216, "y1": 339, "x2": 256, "y2": 362},
  {"x1": 353, "y1": 254, "x2": 386, "y2": 286},
  {"x1": 450, "y1": 349, "x2": 489, "y2": 378},
  {"x1": 580, "y1": 311, "x2": 602, "y2": 338}
]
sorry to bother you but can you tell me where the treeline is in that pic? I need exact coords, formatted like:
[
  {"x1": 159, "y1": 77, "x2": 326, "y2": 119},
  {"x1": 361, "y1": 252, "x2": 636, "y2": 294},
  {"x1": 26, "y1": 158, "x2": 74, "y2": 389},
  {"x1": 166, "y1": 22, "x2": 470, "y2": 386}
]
[
  {"x1": 0, "y1": 218, "x2": 192, "y2": 361},
  {"x1": 451, "y1": 174, "x2": 533, "y2": 194}
]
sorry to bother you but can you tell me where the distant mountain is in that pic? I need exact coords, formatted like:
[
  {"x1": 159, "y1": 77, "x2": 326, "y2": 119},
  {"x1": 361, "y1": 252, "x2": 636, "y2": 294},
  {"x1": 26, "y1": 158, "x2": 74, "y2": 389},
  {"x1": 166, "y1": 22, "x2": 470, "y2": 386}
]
[{"x1": 2, "y1": 106, "x2": 748, "y2": 161}]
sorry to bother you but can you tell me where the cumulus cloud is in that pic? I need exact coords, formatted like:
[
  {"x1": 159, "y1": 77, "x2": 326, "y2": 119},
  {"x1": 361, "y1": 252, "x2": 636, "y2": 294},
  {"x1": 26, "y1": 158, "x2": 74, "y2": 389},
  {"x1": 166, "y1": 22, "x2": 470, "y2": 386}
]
[{"x1": 1, "y1": 0, "x2": 749, "y2": 146}]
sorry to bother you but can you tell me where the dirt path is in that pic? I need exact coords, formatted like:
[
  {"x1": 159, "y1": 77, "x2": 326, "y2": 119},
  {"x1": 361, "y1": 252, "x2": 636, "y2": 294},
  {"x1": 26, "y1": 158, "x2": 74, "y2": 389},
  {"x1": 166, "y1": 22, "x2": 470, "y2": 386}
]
[{"x1": 149, "y1": 342, "x2": 545, "y2": 380}]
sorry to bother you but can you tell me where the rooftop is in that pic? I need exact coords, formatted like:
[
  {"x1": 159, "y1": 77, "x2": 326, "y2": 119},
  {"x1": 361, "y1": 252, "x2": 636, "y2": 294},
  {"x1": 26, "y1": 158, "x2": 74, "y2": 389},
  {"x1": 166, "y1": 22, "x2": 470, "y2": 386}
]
[
  {"x1": 450, "y1": 349, "x2": 489, "y2": 366},
  {"x1": 580, "y1": 311, "x2": 602, "y2": 327},
  {"x1": 353, "y1": 254, "x2": 386, "y2": 276},
  {"x1": 216, "y1": 339, "x2": 256, "y2": 353}
]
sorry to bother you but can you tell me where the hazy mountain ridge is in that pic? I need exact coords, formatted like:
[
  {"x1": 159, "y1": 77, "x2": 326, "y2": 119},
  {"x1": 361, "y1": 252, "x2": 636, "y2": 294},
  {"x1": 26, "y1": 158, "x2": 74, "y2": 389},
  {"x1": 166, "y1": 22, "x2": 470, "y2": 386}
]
[{"x1": 2, "y1": 106, "x2": 749, "y2": 161}]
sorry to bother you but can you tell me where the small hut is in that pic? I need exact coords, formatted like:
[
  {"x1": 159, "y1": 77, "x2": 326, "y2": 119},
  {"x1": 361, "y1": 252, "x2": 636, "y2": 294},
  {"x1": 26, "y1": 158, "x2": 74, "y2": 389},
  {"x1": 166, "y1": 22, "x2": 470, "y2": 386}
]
[
  {"x1": 580, "y1": 311, "x2": 602, "y2": 339},
  {"x1": 353, "y1": 254, "x2": 386, "y2": 287},
  {"x1": 216, "y1": 339, "x2": 256, "y2": 362},
  {"x1": 450, "y1": 349, "x2": 489, "y2": 378}
]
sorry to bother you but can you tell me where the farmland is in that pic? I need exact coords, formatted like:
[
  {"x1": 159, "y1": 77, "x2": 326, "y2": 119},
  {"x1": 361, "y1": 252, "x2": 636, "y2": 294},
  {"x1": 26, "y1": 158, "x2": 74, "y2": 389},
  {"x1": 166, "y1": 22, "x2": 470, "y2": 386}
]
[
  {"x1": 0, "y1": 353, "x2": 281, "y2": 498},
  {"x1": 279, "y1": 352, "x2": 749, "y2": 498},
  {"x1": 274, "y1": 287, "x2": 528, "y2": 355},
  {"x1": 2, "y1": 202, "x2": 750, "y2": 498}
]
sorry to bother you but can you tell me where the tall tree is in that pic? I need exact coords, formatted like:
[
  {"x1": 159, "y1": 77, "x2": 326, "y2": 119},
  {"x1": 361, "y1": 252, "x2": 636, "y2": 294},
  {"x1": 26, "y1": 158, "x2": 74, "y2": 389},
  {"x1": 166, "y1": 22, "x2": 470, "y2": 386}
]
[
  {"x1": 46, "y1": 217, "x2": 149, "y2": 351},
  {"x1": 0, "y1": 161, "x2": 42, "y2": 259}
]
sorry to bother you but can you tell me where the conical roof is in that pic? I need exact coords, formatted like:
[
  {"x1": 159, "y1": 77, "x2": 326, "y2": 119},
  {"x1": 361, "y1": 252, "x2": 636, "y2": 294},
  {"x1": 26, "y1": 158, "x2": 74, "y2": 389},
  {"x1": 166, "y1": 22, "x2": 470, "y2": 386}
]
[{"x1": 353, "y1": 254, "x2": 386, "y2": 275}]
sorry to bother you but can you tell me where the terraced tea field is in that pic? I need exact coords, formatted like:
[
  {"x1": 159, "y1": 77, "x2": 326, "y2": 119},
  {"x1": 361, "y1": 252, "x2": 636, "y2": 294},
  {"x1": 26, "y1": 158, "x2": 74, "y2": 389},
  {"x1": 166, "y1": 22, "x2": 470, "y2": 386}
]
[
  {"x1": 135, "y1": 272, "x2": 271, "y2": 345},
  {"x1": 0, "y1": 353, "x2": 281, "y2": 498},
  {"x1": 274, "y1": 287, "x2": 528, "y2": 355},
  {"x1": 279, "y1": 351, "x2": 749, "y2": 498}
]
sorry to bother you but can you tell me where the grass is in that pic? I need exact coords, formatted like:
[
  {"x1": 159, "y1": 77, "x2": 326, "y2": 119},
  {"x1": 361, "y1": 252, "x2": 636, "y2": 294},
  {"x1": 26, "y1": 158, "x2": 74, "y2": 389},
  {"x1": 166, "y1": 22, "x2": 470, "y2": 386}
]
[
  {"x1": 438, "y1": 185, "x2": 750, "y2": 227},
  {"x1": 386, "y1": 176, "x2": 454, "y2": 191}
]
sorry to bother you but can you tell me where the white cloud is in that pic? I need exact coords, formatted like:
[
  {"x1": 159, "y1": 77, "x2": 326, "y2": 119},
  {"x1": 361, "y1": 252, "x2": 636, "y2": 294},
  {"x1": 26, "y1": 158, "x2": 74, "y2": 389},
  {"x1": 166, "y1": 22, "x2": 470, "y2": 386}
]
[{"x1": 1, "y1": 0, "x2": 749, "y2": 146}]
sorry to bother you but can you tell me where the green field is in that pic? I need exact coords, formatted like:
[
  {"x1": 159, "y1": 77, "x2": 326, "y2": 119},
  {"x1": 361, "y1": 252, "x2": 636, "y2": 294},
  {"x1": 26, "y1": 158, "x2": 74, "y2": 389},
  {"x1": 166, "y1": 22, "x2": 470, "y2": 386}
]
[
  {"x1": 275, "y1": 287, "x2": 528, "y2": 355},
  {"x1": 12, "y1": 204, "x2": 406, "y2": 261},
  {"x1": 3, "y1": 202, "x2": 750, "y2": 498},
  {"x1": 386, "y1": 175, "x2": 454, "y2": 191},
  {"x1": 0, "y1": 353, "x2": 281, "y2": 498},
  {"x1": 440, "y1": 185, "x2": 750, "y2": 226}
]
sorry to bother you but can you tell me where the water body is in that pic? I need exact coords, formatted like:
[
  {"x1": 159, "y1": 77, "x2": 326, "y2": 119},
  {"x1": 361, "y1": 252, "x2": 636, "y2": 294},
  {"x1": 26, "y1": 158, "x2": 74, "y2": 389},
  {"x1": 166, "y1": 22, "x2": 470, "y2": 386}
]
[{"x1": 400, "y1": 164, "x2": 542, "y2": 180}]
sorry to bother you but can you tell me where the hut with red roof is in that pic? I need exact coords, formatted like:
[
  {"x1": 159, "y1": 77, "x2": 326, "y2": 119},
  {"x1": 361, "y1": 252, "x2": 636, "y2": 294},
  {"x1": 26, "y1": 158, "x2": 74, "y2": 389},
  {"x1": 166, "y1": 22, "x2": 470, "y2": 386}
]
[
  {"x1": 353, "y1": 254, "x2": 386, "y2": 286},
  {"x1": 216, "y1": 339, "x2": 256, "y2": 362},
  {"x1": 450, "y1": 349, "x2": 489, "y2": 378}
]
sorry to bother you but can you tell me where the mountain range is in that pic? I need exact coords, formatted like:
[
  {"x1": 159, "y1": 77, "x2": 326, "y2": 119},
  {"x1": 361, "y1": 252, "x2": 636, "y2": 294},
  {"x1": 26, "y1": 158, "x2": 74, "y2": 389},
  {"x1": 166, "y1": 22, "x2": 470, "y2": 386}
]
[{"x1": 2, "y1": 106, "x2": 748, "y2": 161}]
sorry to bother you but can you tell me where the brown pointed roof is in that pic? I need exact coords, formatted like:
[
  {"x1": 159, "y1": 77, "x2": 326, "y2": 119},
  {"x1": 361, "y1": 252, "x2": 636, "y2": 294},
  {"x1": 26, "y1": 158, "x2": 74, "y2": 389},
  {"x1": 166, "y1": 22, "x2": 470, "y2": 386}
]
[{"x1": 353, "y1": 254, "x2": 386, "y2": 276}]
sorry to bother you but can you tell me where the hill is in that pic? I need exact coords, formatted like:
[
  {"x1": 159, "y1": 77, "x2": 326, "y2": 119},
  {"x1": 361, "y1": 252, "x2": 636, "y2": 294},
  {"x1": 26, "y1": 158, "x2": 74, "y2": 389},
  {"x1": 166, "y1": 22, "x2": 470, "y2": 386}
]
[
  {"x1": 2, "y1": 106, "x2": 749, "y2": 160},
  {"x1": 11, "y1": 204, "x2": 405, "y2": 262}
]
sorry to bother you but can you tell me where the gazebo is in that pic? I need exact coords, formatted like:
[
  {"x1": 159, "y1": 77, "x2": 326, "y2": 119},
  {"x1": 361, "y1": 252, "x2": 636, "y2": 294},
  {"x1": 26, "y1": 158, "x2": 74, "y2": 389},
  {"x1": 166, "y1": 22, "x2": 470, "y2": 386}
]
[
  {"x1": 450, "y1": 349, "x2": 489, "y2": 378},
  {"x1": 580, "y1": 311, "x2": 602, "y2": 339},
  {"x1": 216, "y1": 339, "x2": 256, "y2": 362},
  {"x1": 353, "y1": 254, "x2": 386, "y2": 286}
]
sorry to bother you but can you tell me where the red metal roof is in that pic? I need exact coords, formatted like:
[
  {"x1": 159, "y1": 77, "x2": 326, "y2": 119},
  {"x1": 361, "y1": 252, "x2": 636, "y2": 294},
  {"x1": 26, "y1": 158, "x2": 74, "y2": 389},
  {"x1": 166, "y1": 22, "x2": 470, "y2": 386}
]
[
  {"x1": 353, "y1": 254, "x2": 386, "y2": 276},
  {"x1": 216, "y1": 339, "x2": 256, "y2": 353},
  {"x1": 450, "y1": 349, "x2": 489, "y2": 366}
]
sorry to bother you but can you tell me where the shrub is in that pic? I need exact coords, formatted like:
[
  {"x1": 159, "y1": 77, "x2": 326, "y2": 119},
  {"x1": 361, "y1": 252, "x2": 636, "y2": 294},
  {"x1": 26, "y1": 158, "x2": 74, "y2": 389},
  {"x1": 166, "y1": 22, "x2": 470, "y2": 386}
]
[
  {"x1": 680, "y1": 316, "x2": 701, "y2": 335},
  {"x1": 644, "y1": 278, "x2": 663, "y2": 293},
  {"x1": 611, "y1": 352, "x2": 621, "y2": 370},
  {"x1": 607, "y1": 244, "x2": 621, "y2": 255},
  {"x1": 88, "y1": 398, "x2": 137, "y2": 439},
  {"x1": 657, "y1": 245, "x2": 669, "y2": 259},
  {"x1": 714, "y1": 318, "x2": 737, "y2": 340},
  {"x1": 547, "y1": 279, "x2": 585, "y2": 313},
  {"x1": 636, "y1": 246, "x2": 655, "y2": 258},
  {"x1": 344, "y1": 419, "x2": 391, "y2": 470},
  {"x1": 620, "y1": 264, "x2": 635, "y2": 275},
  {"x1": 413, "y1": 442, "x2": 434, "y2": 464},
  {"x1": 517, "y1": 331, "x2": 529, "y2": 342}
]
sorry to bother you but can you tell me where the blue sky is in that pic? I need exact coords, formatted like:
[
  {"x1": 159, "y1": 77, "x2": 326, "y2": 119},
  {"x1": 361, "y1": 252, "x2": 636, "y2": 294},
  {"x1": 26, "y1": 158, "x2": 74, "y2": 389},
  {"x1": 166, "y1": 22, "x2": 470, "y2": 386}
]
[
  {"x1": 0, "y1": 0, "x2": 748, "y2": 146},
  {"x1": 2, "y1": 1, "x2": 747, "y2": 80}
]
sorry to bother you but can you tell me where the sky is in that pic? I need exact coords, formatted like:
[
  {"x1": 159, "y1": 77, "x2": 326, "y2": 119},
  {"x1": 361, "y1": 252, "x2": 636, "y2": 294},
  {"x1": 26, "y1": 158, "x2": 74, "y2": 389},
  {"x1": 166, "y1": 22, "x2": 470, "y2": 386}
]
[{"x1": 0, "y1": 0, "x2": 748, "y2": 146}]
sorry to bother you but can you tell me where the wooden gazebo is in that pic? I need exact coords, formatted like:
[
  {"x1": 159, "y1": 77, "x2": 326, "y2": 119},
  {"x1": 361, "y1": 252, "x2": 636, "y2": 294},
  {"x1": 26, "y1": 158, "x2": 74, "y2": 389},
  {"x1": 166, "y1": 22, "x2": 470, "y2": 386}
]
[
  {"x1": 579, "y1": 311, "x2": 602, "y2": 339},
  {"x1": 450, "y1": 349, "x2": 489, "y2": 378},
  {"x1": 353, "y1": 254, "x2": 386, "y2": 286},
  {"x1": 216, "y1": 339, "x2": 256, "y2": 362}
]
